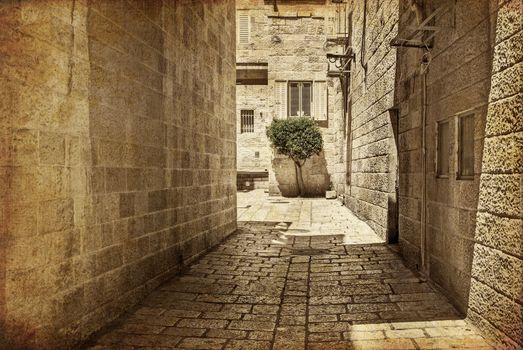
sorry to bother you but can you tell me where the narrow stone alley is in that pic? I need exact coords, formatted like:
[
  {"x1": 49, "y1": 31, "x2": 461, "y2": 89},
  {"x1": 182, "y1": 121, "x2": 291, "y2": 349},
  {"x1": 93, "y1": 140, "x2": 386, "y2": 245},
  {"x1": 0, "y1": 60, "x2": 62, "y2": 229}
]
[
  {"x1": 86, "y1": 196, "x2": 492, "y2": 350},
  {"x1": 1, "y1": 1, "x2": 521, "y2": 349}
]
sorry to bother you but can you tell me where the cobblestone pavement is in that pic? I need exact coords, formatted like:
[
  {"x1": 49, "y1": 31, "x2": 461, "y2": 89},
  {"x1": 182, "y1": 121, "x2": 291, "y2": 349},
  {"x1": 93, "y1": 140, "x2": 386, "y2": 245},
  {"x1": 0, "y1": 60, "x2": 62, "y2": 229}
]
[
  {"x1": 237, "y1": 190, "x2": 383, "y2": 245},
  {"x1": 87, "y1": 222, "x2": 492, "y2": 350}
]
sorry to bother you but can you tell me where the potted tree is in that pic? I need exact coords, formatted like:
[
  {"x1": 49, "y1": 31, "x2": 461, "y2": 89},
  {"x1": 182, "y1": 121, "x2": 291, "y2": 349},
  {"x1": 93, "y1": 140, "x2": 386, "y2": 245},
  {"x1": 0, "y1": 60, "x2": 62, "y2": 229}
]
[{"x1": 266, "y1": 117, "x2": 323, "y2": 197}]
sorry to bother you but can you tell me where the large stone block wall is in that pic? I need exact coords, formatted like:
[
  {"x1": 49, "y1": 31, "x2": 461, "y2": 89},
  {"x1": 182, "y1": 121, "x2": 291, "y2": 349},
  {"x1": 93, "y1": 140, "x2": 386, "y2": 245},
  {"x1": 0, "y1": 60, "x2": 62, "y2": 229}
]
[
  {"x1": 236, "y1": 0, "x2": 346, "y2": 196},
  {"x1": 0, "y1": 1, "x2": 236, "y2": 348},
  {"x1": 395, "y1": 0, "x2": 522, "y2": 347},
  {"x1": 396, "y1": 0, "x2": 497, "y2": 314},
  {"x1": 344, "y1": 0, "x2": 400, "y2": 241},
  {"x1": 467, "y1": 0, "x2": 523, "y2": 348}
]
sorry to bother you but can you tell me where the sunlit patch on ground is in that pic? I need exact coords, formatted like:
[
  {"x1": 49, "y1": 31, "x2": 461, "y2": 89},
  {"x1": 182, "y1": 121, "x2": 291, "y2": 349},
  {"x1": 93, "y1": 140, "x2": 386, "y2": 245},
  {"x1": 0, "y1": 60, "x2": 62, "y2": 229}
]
[{"x1": 237, "y1": 190, "x2": 384, "y2": 245}]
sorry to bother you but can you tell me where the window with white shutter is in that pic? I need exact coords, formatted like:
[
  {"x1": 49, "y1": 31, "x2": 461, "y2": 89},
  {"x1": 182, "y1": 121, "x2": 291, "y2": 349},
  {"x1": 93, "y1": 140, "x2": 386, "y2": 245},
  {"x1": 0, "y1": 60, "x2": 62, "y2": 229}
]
[
  {"x1": 238, "y1": 12, "x2": 250, "y2": 44},
  {"x1": 288, "y1": 81, "x2": 312, "y2": 118},
  {"x1": 289, "y1": 82, "x2": 300, "y2": 117},
  {"x1": 274, "y1": 81, "x2": 287, "y2": 119},
  {"x1": 313, "y1": 81, "x2": 327, "y2": 121}
]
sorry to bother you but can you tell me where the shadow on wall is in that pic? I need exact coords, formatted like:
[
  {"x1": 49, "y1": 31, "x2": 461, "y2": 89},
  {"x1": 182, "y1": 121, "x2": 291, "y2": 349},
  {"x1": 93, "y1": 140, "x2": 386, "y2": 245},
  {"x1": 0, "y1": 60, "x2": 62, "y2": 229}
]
[
  {"x1": 387, "y1": 108, "x2": 399, "y2": 244},
  {"x1": 271, "y1": 151, "x2": 330, "y2": 197}
]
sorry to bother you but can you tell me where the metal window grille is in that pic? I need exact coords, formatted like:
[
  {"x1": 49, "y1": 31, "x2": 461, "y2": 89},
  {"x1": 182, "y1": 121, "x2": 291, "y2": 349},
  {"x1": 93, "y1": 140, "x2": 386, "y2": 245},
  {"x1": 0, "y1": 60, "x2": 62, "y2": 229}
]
[{"x1": 241, "y1": 110, "x2": 254, "y2": 133}]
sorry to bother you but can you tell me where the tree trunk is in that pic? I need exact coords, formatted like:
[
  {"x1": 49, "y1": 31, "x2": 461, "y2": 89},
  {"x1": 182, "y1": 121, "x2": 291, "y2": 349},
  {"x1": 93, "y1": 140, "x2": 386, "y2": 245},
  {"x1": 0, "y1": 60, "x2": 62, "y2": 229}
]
[{"x1": 294, "y1": 161, "x2": 305, "y2": 197}]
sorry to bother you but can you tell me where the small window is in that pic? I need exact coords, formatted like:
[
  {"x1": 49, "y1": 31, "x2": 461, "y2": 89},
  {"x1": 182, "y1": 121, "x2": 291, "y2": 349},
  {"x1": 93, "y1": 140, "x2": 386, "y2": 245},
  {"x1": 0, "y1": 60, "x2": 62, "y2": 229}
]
[
  {"x1": 436, "y1": 120, "x2": 450, "y2": 177},
  {"x1": 240, "y1": 110, "x2": 254, "y2": 133},
  {"x1": 288, "y1": 81, "x2": 312, "y2": 118},
  {"x1": 458, "y1": 114, "x2": 475, "y2": 179},
  {"x1": 238, "y1": 12, "x2": 250, "y2": 44}
]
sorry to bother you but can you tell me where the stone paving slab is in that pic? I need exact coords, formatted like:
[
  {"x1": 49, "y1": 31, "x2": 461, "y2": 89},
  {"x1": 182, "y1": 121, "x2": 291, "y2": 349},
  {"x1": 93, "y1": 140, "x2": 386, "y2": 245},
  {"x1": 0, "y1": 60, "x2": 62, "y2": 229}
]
[{"x1": 86, "y1": 222, "x2": 492, "y2": 350}]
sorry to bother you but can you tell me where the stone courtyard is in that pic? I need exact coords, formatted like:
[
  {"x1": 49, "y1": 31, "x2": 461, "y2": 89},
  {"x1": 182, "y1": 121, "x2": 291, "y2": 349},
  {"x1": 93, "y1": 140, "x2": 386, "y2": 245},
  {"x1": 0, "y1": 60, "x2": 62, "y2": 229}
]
[
  {"x1": 237, "y1": 190, "x2": 382, "y2": 245},
  {"x1": 86, "y1": 197, "x2": 492, "y2": 349}
]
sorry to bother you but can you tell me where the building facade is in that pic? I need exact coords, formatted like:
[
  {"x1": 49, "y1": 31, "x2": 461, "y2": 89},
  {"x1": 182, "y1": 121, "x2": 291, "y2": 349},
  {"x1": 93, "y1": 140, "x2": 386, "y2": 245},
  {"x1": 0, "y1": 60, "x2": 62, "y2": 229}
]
[
  {"x1": 343, "y1": 0, "x2": 400, "y2": 242},
  {"x1": 236, "y1": 0, "x2": 347, "y2": 196}
]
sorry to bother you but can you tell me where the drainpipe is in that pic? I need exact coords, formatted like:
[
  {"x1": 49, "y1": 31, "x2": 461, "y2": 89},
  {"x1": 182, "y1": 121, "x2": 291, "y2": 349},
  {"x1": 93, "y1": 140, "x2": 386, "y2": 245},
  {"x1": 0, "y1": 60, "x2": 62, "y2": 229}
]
[
  {"x1": 420, "y1": 52, "x2": 430, "y2": 272},
  {"x1": 409, "y1": 0, "x2": 428, "y2": 272},
  {"x1": 409, "y1": 0, "x2": 423, "y2": 26},
  {"x1": 360, "y1": 0, "x2": 368, "y2": 74}
]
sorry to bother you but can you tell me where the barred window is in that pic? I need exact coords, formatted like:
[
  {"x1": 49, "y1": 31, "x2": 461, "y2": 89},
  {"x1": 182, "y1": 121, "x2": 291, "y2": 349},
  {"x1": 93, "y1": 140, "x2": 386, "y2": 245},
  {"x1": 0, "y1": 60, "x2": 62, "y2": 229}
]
[{"x1": 240, "y1": 110, "x2": 254, "y2": 133}]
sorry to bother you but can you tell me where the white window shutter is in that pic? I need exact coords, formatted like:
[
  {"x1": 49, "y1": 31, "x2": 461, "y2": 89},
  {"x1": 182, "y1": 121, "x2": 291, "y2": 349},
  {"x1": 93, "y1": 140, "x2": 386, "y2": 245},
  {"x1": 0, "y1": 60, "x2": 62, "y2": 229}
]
[
  {"x1": 238, "y1": 13, "x2": 250, "y2": 44},
  {"x1": 274, "y1": 81, "x2": 287, "y2": 119},
  {"x1": 314, "y1": 81, "x2": 327, "y2": 121}
]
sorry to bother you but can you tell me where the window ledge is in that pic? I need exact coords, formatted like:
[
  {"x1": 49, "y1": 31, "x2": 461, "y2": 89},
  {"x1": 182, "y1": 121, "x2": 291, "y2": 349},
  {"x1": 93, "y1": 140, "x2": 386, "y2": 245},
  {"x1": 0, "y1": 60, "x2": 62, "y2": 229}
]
[{"x1": 457, "y1": 175, "x2": 475, "y2": 181}]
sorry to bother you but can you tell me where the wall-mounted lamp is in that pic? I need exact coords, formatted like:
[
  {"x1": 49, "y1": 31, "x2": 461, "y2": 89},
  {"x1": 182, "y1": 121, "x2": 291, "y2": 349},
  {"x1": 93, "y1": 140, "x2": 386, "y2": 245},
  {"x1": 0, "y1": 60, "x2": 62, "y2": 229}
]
[{"x1": 327, "y1": 52, "x2": 354, "y2": 70}]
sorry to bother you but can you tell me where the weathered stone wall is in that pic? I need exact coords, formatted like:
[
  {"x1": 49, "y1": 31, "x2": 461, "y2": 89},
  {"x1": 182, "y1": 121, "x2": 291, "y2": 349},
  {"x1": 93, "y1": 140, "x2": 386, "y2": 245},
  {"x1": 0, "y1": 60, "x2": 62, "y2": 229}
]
[
  {"x1": 394, "y1": 1, "x2": 425, "y2": 273},
  {"x1": 396, "y1": 0, "x2": 498, "y2": 315},
  {"x1": 467, "y1": 0, "x2": 523, "y2": 348},
  {"x1": 346, "y1": 1, "x2": 522, "y2": 346},
  {"x1": 344, "y1": 0, "x2": 400, "y2": 241},
  {"x1": 236, "y1": 0, "x2": 346, "y2": 196},
  {"x1": 0, "y1": 1, "x2": 236, "y2": 348}
]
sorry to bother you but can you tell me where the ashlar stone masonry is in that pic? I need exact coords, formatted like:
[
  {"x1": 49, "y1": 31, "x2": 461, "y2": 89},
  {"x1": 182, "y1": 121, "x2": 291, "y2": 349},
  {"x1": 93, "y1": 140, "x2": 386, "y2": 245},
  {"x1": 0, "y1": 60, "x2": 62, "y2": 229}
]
[
  {"x1": 343, "y1": 0, "x2": 400, "y2": 242},
  {"x1": 0, "y1": 1, "x2": 236, "y2": 349}
]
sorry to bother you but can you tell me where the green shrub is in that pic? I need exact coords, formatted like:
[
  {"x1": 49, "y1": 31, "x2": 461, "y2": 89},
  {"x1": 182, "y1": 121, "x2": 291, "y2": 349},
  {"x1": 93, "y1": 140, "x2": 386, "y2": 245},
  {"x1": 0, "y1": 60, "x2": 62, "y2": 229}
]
[{"x1": 266, "y1": 117, "x2": 323, "y2": 196}]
